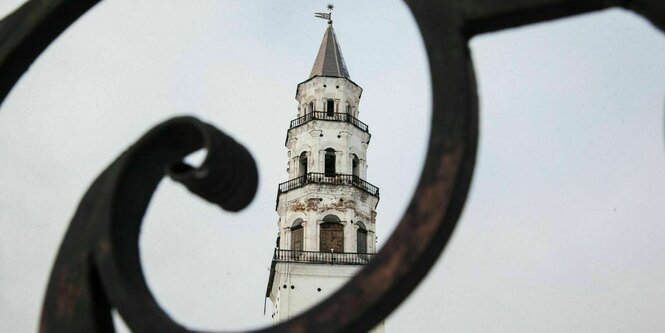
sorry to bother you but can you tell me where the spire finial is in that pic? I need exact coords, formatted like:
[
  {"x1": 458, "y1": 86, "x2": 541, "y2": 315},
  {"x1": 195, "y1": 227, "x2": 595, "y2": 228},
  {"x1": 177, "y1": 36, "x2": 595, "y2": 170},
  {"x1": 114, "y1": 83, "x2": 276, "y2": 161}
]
[{"x1": 314, "y1": 4, "x2": 334, "y2": 25}]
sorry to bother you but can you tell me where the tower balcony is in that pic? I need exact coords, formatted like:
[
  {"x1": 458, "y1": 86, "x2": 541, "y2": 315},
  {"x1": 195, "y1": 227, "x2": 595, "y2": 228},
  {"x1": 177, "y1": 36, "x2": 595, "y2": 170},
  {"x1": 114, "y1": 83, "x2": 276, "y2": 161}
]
[
  {"x1": 266, "y1": 248, "x2": 375, "y2": 297},
  {"x1": 277, "y1": 172, "x2": 380, "y2": 197},
  {"x1": 273, "y1": 249, "x2": 375, "y2": 265},
  {"x1": 289, "y1": 111, "x2": 369, "y2": 133}
]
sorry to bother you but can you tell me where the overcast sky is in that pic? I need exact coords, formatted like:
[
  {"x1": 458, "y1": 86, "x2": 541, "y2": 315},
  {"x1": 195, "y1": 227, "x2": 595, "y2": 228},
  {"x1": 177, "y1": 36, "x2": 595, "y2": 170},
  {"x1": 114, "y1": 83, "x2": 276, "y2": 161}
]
[{"x1": 1, "y1": 1, "x2": 664, "y2": 333}]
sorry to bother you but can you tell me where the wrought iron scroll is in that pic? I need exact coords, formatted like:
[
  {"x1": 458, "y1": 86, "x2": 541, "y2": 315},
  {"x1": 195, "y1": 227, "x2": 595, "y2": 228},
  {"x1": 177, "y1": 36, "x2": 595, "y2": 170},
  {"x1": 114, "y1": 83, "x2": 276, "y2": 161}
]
[
  {"x1": 38, "y1": 116, "x2": 259, "y2": 332},
  {"x1": 0, "y1": 0, "x2": 662, "y2": 333}
]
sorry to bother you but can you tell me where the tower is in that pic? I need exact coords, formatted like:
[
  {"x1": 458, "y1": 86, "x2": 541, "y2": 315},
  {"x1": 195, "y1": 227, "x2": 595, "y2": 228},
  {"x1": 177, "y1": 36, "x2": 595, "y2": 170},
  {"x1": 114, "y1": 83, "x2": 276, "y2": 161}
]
[{"x1": 265, "y1": 13, "x2": 384, "y2": 333}]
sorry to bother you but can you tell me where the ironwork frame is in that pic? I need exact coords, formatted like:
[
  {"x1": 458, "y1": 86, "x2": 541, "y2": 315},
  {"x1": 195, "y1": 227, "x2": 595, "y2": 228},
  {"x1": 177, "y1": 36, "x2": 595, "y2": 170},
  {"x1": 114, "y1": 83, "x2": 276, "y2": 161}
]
[{"x1": 0, "y1": 0, "x2": 662, "y2": 332}]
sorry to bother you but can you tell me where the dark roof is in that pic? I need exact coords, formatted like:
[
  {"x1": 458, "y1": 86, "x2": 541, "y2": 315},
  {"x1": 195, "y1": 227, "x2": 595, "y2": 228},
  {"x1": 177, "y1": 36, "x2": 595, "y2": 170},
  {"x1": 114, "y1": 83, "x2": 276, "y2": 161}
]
[{"x1": 309, "y1": 24, "x2": 350, "y2": 79}]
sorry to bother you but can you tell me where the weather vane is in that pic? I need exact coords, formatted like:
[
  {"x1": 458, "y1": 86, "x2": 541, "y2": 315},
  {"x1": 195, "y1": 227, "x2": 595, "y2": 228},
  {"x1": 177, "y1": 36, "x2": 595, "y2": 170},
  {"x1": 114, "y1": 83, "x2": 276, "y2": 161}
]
[{"x1": 315, "y1": 4, "x2": 334, "y2": 24}]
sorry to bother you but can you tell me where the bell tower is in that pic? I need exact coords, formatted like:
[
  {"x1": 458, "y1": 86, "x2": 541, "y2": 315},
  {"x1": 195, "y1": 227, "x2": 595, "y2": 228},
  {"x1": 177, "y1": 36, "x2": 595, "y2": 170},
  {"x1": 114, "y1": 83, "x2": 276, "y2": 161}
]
[{"x1": 266, "y1": 9, "x2": 383, "y2": 332}]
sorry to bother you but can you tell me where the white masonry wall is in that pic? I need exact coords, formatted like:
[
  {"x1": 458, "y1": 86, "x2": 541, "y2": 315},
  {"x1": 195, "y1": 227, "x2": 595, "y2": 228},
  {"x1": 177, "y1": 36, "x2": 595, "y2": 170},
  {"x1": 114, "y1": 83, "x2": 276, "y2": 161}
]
[
  {"x1": 276, "y1": 185, "x2": 378, "y2": 252},
  {"x1": 269, "y1": 263, "x2": 384, "y2": 333},
  {"x1": 295, "y1": 77, "x2": 363, "y2": 117},
  {"x1": 286, "y1": 121, "x2": 370, "y2": 180}
]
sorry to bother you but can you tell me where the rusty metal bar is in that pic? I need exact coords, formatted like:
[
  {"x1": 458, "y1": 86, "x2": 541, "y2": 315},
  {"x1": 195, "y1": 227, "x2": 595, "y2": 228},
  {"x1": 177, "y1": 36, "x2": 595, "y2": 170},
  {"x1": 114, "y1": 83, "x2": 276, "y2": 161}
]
[
  {"x1": 0, "y1": 0, "x2": 662, "y2": 333},
  {"x1": 461, "y1": 0, "x2": 613, "y2": 35},
  {"x1": 0, "y1": 0, "x2": 100, "y2": 105},
  {"x1": 38, "y1": 116, "x2": 258, "y2": 332}
]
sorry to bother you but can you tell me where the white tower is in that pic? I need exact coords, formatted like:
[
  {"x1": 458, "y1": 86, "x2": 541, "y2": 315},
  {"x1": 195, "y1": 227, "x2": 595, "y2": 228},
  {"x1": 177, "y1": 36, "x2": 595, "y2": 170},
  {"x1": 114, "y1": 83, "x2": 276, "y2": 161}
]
[{"x1": 266, "y1": 15, "x2": 384, "y2": 333}]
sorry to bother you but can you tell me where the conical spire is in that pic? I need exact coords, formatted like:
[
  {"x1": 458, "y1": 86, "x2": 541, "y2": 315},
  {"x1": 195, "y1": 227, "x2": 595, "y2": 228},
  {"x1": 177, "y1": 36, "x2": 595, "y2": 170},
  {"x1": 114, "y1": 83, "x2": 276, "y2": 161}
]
[{"x1": 309, "y1": 24, "x2": 350, "y2": 79}]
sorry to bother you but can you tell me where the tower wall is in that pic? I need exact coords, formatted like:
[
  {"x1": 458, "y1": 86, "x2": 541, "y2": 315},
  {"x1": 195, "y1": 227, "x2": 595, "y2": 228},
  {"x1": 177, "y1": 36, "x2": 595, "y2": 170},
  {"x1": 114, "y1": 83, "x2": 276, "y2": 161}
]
[
  {"x1": 296, "y1": 77, "x2": 362, "y2": 117},
  {"x1": 286, "y1": 121, "x2": 370, "y2": 179},
  {"x1": 269, "y1": 263, "x2": 384, "y2": 332},
  {"x1": 276, "y1": 185, "x2": 378, "y2": 252}
]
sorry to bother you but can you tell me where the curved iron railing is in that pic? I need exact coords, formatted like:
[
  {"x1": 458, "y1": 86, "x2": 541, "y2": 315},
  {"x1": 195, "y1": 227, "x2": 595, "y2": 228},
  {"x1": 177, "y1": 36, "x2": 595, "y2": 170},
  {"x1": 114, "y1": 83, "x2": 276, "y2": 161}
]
[
  {"x1": 277, "y1": 172, "x2": 380, "y2": 197},
  {"x1": 266, "y1": 249, "x2": 375, "y2": 297},
  {"x1": 289, "y1": 111, "x2": 369, "y2": 132},
  {"x1": 273, "y1": 249, "x2": 375, "y2": 265}
]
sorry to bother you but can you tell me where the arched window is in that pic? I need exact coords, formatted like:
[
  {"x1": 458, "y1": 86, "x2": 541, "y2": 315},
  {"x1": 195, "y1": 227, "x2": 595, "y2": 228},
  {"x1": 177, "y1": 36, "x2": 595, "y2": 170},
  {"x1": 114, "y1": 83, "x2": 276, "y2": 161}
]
[
  {"x1": 320, "y1": 215, "x2": 343, "y2": 253},
  {"x1": 346, "y1": 102, "x2": 351, "y2": 114},
  {"x1": 309, "y1": 100, "x2": 315, "y2": 113},
  {"x1": 356, "y1": 221, "x2": 368, "y2": 254},
  {"x1": 298, "y1": 151, "x2": 308, "y2": 177},
  {"x1": 351, "y1": 154, "x2": 360, "y2": 178},
  {"x1": 291, "y1": 219, "x2": 304, "y2": 251},
  {"x1": 324, "y1": 148, "x2": 336, "y2": 177},
  {"x1": 326, "y1": 99, "x2": 335, "y2": 116},
  {"x1": 323, "y1": 214, "x2": 341, "y2": 223}
]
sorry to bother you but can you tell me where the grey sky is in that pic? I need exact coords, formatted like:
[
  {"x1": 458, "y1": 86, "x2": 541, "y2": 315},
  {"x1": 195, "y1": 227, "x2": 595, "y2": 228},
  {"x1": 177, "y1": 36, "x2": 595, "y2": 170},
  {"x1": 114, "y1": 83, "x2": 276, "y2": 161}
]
[{"x1": 1, "y1": 1, "x2": 664, "y2": 333}]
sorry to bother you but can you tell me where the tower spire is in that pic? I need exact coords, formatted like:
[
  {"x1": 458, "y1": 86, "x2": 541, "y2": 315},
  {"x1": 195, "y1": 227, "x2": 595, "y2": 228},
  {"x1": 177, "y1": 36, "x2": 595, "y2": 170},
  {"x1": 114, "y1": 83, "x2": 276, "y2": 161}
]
[{"x1": 309, "y1": 5, "x2": 350, "y2": 79}]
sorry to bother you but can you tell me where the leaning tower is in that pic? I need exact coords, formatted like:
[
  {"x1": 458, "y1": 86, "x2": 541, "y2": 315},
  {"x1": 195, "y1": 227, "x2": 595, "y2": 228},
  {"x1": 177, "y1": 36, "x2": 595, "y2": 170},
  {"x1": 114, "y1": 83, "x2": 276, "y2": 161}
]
[{"x1": 266, "y1": 17, "x2": 384, "y2": 333}]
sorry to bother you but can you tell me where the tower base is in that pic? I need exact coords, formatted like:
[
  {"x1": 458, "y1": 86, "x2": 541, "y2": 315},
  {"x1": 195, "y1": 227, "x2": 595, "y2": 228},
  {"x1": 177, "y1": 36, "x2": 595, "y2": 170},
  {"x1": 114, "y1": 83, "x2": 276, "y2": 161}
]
[{"x1": 268, "y1": 262, "x2": 384, "y2": 332}]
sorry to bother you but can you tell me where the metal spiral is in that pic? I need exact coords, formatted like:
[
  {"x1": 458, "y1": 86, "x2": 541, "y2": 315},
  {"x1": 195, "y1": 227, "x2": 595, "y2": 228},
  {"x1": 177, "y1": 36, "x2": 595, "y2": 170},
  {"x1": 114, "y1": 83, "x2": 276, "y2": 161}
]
[
  {"x1": 167, "y1": 121, "x2": 258, "y2": 212},
  {"x1": 0, "y1": 0, "x2": 662, "y2": 332},
  {"x1": 38, "y1": 116, "x2": 258, "y2": 332}
]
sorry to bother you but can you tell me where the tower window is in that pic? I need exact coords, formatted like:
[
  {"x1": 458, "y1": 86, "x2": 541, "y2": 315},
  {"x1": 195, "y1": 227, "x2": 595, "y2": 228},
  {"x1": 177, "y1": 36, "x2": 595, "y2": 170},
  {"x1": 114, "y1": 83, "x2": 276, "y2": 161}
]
[
  {"x1": 351, "y1": 154, "x2": 359, "y2": 178},
  {"x1": 291, "y1": 219, "x2": 304, "y2": 252},
  {"x1": 309, "y1": 101, "x2": 315, "y2": 113},
  {"x1": 326, "y1": 99, "x2": 335, "y2": 116},
  {"x1": 298, "y1": 152, "x2": 308, "y2": 177},
  {"x1": 346, "y1": 102, "x2": 351, "y2": 114},
  {"x1": 324, "y1": 148, "x2": 336, "y2": 176},
  {"x1": 356, "y1": 221, "x2": 368, "y2": 254},
  {"x1": 320, "y1": 215, "x2": 343, "y2": 253}
]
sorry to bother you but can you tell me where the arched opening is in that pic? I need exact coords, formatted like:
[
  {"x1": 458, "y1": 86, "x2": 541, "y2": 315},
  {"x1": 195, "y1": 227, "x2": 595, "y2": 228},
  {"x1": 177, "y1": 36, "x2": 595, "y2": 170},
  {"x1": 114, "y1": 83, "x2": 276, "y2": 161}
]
[
  {"x1": 346, "y1": 102, "x2": 351, "y2": 114},
  {"x1": 356, "y1": 221, "x2": 368, "y2": 254},
  {"x1": 291, "y1": 219, "x2": 304, "y2": 252},
  {"x1": 298, "y1": 151, "x2": 308, "y2": 177},
  {"x1": 324, "y1": 148, "x2": 336, "y2": 177},
  {"x1": 326, "y1": 99, "x2": 335, "y2": 116},
  {"x1": 320, "y1": 215, "x2": 343, "y2": 252},
  {"x1": 351, "y1": 154, "x2": 360, "y2": 178},
  {"x1": 309, "y1": 100, "x2": 315, "y2": 113}
]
